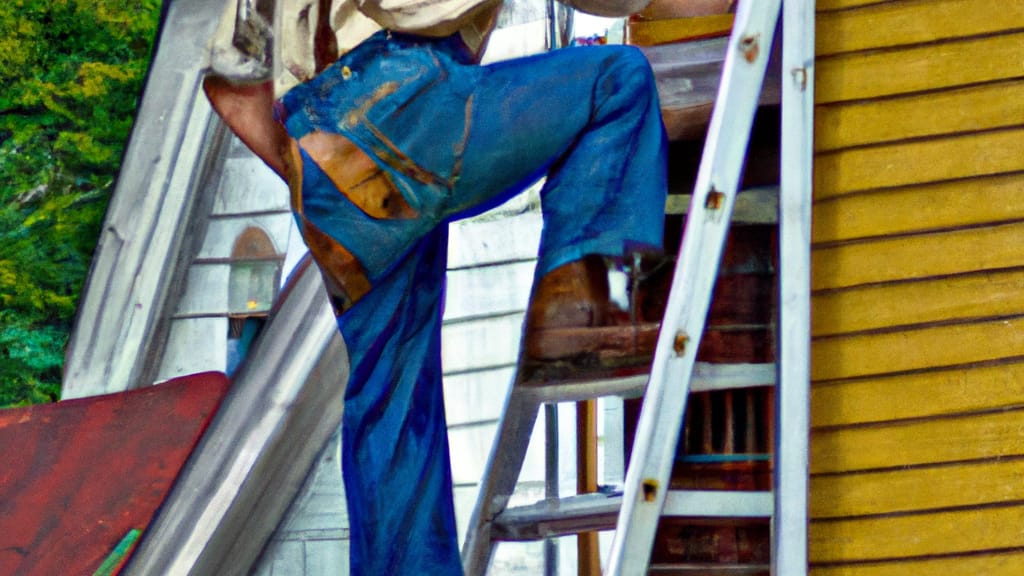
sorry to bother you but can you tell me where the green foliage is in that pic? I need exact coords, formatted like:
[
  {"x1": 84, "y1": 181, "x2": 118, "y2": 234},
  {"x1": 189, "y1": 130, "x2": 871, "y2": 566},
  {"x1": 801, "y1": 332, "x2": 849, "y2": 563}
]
[{"x1": 0, "y1": 0, "x2": 162, "y2": 406}]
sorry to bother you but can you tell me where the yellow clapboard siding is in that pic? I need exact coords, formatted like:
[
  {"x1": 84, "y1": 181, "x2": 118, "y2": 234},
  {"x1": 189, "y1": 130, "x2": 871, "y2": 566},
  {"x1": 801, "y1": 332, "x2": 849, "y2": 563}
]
[
  {"x1": 816, "y1": 0, "x2": 1024, "y2": 56},
  {"x1": 812, "y1": 268, "x2": 1024, "y2": 337},
  {"x1": 814, "y1": 127, "x2": 1024, "y2": 200},
  {"x1": 626, "y1": 14, "x2": 734, "y2": 46},
  {"x1": 815, "y1": 32, "x2": 1024, "y2": 104},
  {"x1": 810, "y1": 408, "x2": 1024, "y2": 474},
  {"x1": 817, "y1": 0, "x2": 890, "y2": 11},
  {"x1": 811, "y1": 458, "x2": 1024, "y2": 519},
  {"x1": 810, "y1": 551, "x2": 1024, "y2": 576},
  {"x1": 809, "y1": 504, "x2": 1024, "y2": 563},
  {"x1": 812, "y1": 221, "x2": 1024, "y2": 291},
  {"x1": 815, "y1": 80, "x2": 1024, "y2": 152},
  {"x1": 812, "y1": 173, "x2": 1024, "y2": 245},
  {"x1": 812, "y1": 316, "x2": 1024, "y2": 382},
  {"x1": 811, "y1": 361, "x2": 1024, "y2": 427}
]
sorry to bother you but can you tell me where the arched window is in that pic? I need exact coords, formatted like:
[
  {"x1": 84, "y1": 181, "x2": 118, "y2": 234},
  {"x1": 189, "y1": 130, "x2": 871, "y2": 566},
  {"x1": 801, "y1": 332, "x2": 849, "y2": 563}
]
[
  {"x1": 228, "y1": 227, "x2": 281, "y2": 315},
  {"x1": 226, "y1": 227, "x2": 282, "y2": 374}
]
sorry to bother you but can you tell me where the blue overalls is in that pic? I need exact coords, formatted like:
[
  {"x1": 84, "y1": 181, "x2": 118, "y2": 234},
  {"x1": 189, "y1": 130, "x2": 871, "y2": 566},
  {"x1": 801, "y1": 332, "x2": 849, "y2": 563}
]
[{"x1": 277, "y1": 30, "x2": 667, "y2": 575}]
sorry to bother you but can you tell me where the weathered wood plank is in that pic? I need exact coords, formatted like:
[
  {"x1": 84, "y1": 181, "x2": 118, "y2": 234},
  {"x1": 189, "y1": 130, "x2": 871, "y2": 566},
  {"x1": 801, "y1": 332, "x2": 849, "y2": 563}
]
[
  {"x1": 812, "y1": 316, "x2": 1024, "y2": 382},
  {"x1": 815, "y1": 79, "x2": 1024, "y2": 152},
  {"x1": 810, "y1": 408, "x2": 1024, "y2": 474},
  {"x1": 812, "y1": 173, "x2": 1024, "y2": 245},
  {"x1": 816, "y1": 0, "x2": 1024, "y2": 56},
  {"x1": 815, "y1": 32, "x2": 1024, "y2": 104},
  {"x1": 814, "y1": 127, "x2": 1024, "y2": 200},
  {"x1": 810, "y1": 458, "x2": 1024, "y2": 519},
  {"x1": 808, "y1": 504, "x2": 1024, "y2": 563},
  {"x1": 810, "y1": 550, "x2": 1024, "y2": 576},
  {"x1": 812, "y1": 361, "x2": 1024, "y2": 428},
  {"x1": 812, "y1": 268, "x2": 1024, "y2": 337},
  {"x1": 811, "y1": 221, "x2": 1024, "y2": 291}
]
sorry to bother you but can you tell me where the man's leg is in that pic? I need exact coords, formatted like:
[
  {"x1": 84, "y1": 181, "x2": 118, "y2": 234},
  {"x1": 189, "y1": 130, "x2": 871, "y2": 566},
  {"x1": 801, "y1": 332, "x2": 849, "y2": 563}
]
[{"x1": 451, "y1": 45, "x2": 669, "y2": 362}]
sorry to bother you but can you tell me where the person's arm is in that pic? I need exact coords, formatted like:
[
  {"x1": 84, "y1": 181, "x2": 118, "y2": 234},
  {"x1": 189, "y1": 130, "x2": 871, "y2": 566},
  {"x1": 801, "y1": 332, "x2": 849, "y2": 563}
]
[{"x1": 203, "y1": 77, "x2": 291, "y2": 180}]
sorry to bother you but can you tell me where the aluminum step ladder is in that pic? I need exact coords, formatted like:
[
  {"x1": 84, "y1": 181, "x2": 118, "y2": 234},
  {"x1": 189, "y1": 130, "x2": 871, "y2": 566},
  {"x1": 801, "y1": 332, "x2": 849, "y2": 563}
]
[{"x1": 461, "y1": 1, "x2": 813, "y2": 573}]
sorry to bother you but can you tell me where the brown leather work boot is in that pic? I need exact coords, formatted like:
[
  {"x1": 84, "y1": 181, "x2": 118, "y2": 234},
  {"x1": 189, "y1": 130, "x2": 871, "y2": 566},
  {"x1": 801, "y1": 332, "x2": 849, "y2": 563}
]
[{"x1": 523, "y1": 254, "x2": 665, "y2": 377}]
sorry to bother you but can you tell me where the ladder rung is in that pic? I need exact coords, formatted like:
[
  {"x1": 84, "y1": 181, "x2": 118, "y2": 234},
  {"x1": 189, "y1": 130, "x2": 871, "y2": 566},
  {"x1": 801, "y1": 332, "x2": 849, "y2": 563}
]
[
  {"x1": 665, "y1": 186, "x2": 778, "y2": 223},
  {"x1": 648, "y1": 563, "x2": 770, "y2": 575},
  {"x1": 663, "y1": 490, "x2": 773, "y2": 519},
  {"x1": 492, "y1": 493, "x2": 622, "y2": 541},
  {"x1": 517, "y1": 362, "x2": 776, "y2": 404},
  {"x1": 491, "y1": 489, "x2": 772, "y2": 542}
]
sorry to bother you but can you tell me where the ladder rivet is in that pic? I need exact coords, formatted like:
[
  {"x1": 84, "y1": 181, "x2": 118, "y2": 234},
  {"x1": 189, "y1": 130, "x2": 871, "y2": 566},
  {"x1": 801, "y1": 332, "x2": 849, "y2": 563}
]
[
  {"x1": 705, "y1": 189, "x2": 725, "y2": 211},
  {"x1": 739, "y1": 34, "x2": 760, "y2": 63},
  {"x1": 673, "y1": 332, "x2": 689, "y2": 356},
  {"x1": 642, "y1": 479, "x2": 659, "y2": 502}
]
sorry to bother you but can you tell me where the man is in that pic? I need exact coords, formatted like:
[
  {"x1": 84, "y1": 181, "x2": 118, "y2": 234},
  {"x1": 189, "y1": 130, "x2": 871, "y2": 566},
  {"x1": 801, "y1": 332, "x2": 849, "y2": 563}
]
[{"x1": 205, "y1": 1, "x2": 667, "y2": 572}]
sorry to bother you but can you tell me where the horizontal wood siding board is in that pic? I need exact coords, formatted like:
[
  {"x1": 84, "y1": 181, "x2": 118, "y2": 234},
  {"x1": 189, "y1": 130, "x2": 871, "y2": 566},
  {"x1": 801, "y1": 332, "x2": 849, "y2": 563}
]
[
  {"x1": 812, "y1": 315, "x2": 1024, "y2": 381},
  {"x1": 808, "y1": 504, "x2": 1024, "y2": 563},
  {"x1": 441, "y1": 313, "x2": 524, "y2": 374},
  {"x1": 810, "y1": 408, "x2": 1024, "y2": 474},
  {"x1": 814, "y1": 79, "x2": 1024, "y2": 152},
  {"x1": 815, "y1": 32, "x2": 1024, "y2": 104},
  {"x1": 810, "y1": 459, "x2": 1024, "y2": 520},
  {"x1": 816, "y1": 0, "x2": 1024, "y2": 57},
  {"x1": 809, "y1": 550, "x2": 1024, "y2": 576},
  {"x1": 814, "y1": 127, "x2": 1024, "y2": 200},
  {"x1": 443, "y1": 260, "x2": 534, "y2": 323},
  {"x1": 812, "y1": 173, "x2": 1024, "y2": 245},
  {"x1": 816, "y1": 0, "x2": 895, "y2": 11},
  {"x1": 811, "y1": 267, "x2": 1024, "y2": 337},
  {"x1": 811, "y1": 220, "x2": 1024, "y2": 291},
  {"x1": 811, "y1": 360, "x2": 1024, "y2": 428}
]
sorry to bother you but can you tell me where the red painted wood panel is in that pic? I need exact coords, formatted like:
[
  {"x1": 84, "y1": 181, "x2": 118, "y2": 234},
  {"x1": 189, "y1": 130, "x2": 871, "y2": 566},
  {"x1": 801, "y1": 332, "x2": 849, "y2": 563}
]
[{"x1": 0, "y1": 372, "x2": 230, "y2": 576}]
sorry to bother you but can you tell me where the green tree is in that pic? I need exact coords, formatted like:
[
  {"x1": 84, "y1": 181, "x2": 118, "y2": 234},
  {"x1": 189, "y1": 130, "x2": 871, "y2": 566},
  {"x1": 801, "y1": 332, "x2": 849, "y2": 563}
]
[{"x1": 0, "y1": 0, "x2": 162, "y2": 406}]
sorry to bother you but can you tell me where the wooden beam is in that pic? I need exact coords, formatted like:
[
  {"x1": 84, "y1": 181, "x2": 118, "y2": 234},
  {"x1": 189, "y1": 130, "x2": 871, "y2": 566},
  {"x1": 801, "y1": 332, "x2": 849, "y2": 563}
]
[{"x1": 576, "y1": 399, "x2": 600, "y2": 576}]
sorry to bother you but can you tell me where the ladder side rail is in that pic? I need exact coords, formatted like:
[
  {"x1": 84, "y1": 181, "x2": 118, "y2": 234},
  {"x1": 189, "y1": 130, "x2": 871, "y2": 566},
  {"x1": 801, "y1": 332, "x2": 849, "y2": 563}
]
[
  {"x1": 606, "y1": 1, "x2": 783, "y2": 574},
  {"x1": 462, "y1": 386, "x2": 544, "y2": 574},
  {"x1": 774, "y1": 0, "x2": 815, "y2": 574}
]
